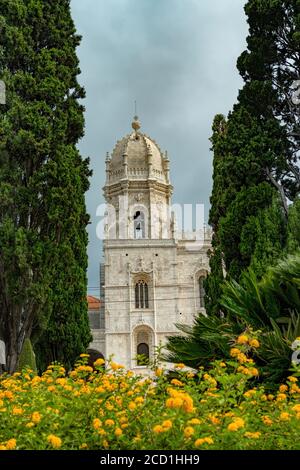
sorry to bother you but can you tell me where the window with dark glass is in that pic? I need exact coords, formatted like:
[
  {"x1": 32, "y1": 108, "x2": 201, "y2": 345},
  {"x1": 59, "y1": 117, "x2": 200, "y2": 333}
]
[
  {"x1": 135, "y1": 281, "x2": 149, "y2": 309},
  {"x1": 199, "y1": 276, "x2": 205, "y2": 308}
]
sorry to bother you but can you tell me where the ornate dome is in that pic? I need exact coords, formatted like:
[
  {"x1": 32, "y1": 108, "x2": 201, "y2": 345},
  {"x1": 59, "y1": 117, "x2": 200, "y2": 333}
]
[{"x1": 106, "y1": 117, "x2": 170, "y2": 185}]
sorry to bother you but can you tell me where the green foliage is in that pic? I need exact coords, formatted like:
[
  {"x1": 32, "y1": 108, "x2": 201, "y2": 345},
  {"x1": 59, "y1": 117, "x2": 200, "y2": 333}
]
[
  {"x1": 205, "y1": 0, "x2": 300, "y2": 315},
  {"x1": 1, "y1": 358, "x2": 300, "y2": 450},
  {"x1": 0, "y1": 0, "x2": 91, "y2": 372},
  {"x1": 166, "y1": 252, "x2": 300, "y2": 384},
  {"x1": 17, "y1": 338, "x2": 37, "y2": 374},
  {"x1": 287, "y1": 198, "x2": 300, "y2": 252},
  {"x1": 164, "y1": 314, "x2": 237, "y2": 369}
]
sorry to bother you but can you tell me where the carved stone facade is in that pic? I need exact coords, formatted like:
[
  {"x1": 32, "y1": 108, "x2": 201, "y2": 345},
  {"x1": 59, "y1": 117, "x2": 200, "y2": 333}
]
[{"x1": 89, "y1": 117, "x2": 211, "y2": 371}]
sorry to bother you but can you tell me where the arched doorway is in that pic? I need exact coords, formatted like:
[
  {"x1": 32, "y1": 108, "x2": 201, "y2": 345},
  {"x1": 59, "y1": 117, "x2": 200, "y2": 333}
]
[
  {"x1": 137, "y1": 342, "x2": 149, "y2": 365},
  {"x1": 133, "y1": 326, "x2": 153, "y2": 367}
]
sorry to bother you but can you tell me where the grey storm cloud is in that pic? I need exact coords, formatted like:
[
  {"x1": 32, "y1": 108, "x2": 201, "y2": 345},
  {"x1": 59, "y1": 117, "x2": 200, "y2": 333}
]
[{"x1": 70, "y1": 0, "x2": 248, "y2": 294}]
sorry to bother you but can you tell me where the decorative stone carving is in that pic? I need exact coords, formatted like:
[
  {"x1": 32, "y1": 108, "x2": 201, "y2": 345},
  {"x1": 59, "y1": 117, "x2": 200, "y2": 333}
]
[{"x1": 134, "y1": 193, "x2": 144, "y2": 203}]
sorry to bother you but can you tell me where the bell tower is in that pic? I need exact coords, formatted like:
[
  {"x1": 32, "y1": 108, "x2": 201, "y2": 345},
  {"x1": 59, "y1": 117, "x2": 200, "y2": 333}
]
[
  {"x1": 103, "y1": 116, "x2": 173, "y2": 241},
  {"x1": 96, "y1": 116, "x2": 211, "y2": 371}
]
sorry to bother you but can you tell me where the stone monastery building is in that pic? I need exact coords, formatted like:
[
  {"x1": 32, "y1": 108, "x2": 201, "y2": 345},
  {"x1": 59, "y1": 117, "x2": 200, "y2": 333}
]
[{"x1": 89, "y1": 116, "x2": 211, "y2": 371}]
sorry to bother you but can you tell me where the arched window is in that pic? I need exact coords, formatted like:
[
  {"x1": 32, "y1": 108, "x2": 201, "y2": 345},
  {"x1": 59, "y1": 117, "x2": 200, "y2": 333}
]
[
  {"x1": 134, "y1": 211, "x2": 145, "y2": 239},
  {"x1": 199, "y1": 276, "x2": 205, "y2": 308},
  {"x1": 135, "y1": 281, "x2": 149, "y2": 309},
  {"x1": 137, "y1": 343, "x2": 149, "y2": 365}
]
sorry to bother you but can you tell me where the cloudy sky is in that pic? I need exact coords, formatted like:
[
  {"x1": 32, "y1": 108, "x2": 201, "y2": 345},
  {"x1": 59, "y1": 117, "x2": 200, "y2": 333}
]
[{"x1": 70, "y1": 0, "x2": 248, "y2": 295}]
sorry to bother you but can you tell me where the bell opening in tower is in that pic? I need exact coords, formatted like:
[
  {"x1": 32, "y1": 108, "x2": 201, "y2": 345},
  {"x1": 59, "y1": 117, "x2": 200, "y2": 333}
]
[{"x1": 134, "y1": 211, "x2": 145, "y2": 239}]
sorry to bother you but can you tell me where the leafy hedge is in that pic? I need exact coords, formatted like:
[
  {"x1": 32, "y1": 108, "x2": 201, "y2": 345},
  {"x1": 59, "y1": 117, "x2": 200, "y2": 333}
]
[{"x1": 0, "y1": 335, "x2": 300, "y2": 450}]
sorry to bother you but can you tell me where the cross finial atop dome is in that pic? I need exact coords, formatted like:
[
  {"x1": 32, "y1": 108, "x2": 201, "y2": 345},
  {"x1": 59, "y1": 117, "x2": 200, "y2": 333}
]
[{"x1": 132, "y1": 115, "x2": 141, "y2": 132}]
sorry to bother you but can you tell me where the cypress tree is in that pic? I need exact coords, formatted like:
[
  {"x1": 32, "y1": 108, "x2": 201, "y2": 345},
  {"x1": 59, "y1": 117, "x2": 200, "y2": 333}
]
[
  {"x1": 206, "y1": 0, "x2": 300, "y2": 314},
  {"x1": 0, "y1": 0, "x2": 91, "y2": 373}
]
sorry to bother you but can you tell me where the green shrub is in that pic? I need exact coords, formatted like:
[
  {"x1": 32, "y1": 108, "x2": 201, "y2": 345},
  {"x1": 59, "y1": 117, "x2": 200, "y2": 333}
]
[{"x1": 17, "y1": 339, "x2": 37, "y2": 374}]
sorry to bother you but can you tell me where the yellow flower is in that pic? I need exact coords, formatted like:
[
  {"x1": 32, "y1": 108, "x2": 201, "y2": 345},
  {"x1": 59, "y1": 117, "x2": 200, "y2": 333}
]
[
  {"x1": 26, "y1": 422, "x2": 35, "y2": 428},
  {"x1": 184, "y1": 426, "x2": 195, "y2": 438},
  {"x1": 111, "y1": 362, "x2": 125, "y2": 371},
  {"x1": 171, "y1": 379, "x2": 184, "y2": 387},
  {"x1": 277, "y1": 393, "x2": 287, "y2": 402},
  {"x1": 119, "y1": 416, "x2": 128, "y2": 424},
  {"x1": 237, "y1": 335, "x2": 249, "y2": 345},
  {"x1": 279, "y1": 384, "x2": 288, "y2": 393},
  {"x1": 128, "y1": 402, "x2": 136, "y2": 411},
  {"x1": 288, "y1": 376, "x2": 298, "y2": 383},
  {"x1": 249, "y1": 339, "x2": 260, "y2": 348},
  {"x1": 182, "y1": 394, "x2": 194, "y2": 413},
  {"x1": 262, "y1": 416, "x2": 273, "y2": 426},
  {"x1": 12, "y1": 407, "x2": 23, "y2": 415},
  {"x1": 80, "y1": 443, "x2": 88, "y2": 449},
  {"x1": 56, "y1": 378, "x2": 66, "y2": 386},
  {"x1": 94, "y1": 358, "x2": 105, "y2": 367},
  {"x1": 76, "y1": 365, "x2": 93, "y2": 373},
  {"x1": 227, "y1": 417, "x2": 245, "y2": 432},
  {"x1": 289, "y1": 384, "x2": 300, "y2": 394},
  {"x1": 175, "y1": 363, "x2": 185, "y2": 369},
  {"x1": 292, "y1": 404, "x2": 300, "y2": 413},
  {"x1": 244, "y1": 432, "x2": 261, "y2": 439},
  {"x1": 105, "y1": 419, "x2": 114, "y2": 427},
  {"x1": 47, "y1": 434, "x2": 62, "y2": 449},
  {"x1": 155, "y1": 368, "x2": 163, "y2": 377},
  {"x1": 115, "y1": 428, "x2": 123, "y2": 437},
  {"x1": 0, "y1": 445, "x2": 6, "y2": 450},
  {"x1": 80, "y1": 353, "x2": 89, "y2": 358},
  {"x1": 230, "y1": 348, "x2": 241, "y2": 358},
  {"x1": 220, "y1": 362, "x2": 226, "y2": 368},
  {"x1": 135, "y1": 396, "x2": 144, "y2": 404},
  {"x1": 243, "y1": 390, "x2": 256, "y2": 398},
  {"x1": 209, "y1": 415, "x2": 220, "y2": 425},
  {"x1": 188, "y1": 418, "x2": 201, "y2": 425},
  {"x1": 237, "y1": 353, "x2": 248, "y2": 364},
  {"x1": 162, "y1": 420, "x2": 172, "y2": 430},
  {"x1": 187, "y1": 372, "x2": 195, "y2": 378},
  {"x1": 5, "y1": 439, "x2": 17, "y2": 450},
  {"x1": 267, "y1": 394, "x2": 274, "y2": 401},
  {"x1": 249, "y1": 367, "x2": 259, "y2": 377},
  {"x1": 166, "y1": 397, "x2": 183, "y2": 409},
  {"x1": 93, "y1": 418, "x2": 102, "y2": 430},
  {"x1": 280, "y1": 412, "x2": 290, "y2": 422},
  {"x1": 103, "y1": 440, "x2": 109, "y2": 449},
  {"x1": 153, "y1": 425, "x2": 164, "y2": 434},
  {"x1": 195, "y1": 437, "x2": 214, "y2": 447},
  {"x1": 31, "y1": 412, "x2": 41, "y2": 424}
]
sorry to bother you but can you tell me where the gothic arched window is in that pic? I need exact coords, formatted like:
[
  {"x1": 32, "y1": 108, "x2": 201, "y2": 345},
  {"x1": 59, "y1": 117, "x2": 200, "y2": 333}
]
[
  {"x1": 137, "y1": 343, "x2": 149, "y2": 365},
  {"x1": 135, "y1": 280, "x2": 149, "y2": 309},
  {"x1": 199, "y1": 276, "x2": 206, "y2": 308},
  {"x1": 134, "y1": 211, "x2": 145, "y2": 239}
]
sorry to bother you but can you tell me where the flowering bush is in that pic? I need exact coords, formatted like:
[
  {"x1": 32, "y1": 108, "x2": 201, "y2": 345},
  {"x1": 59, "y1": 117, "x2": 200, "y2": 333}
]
[{"x1": 0, "y1": 335, "x2": 300, "y2": 450}]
